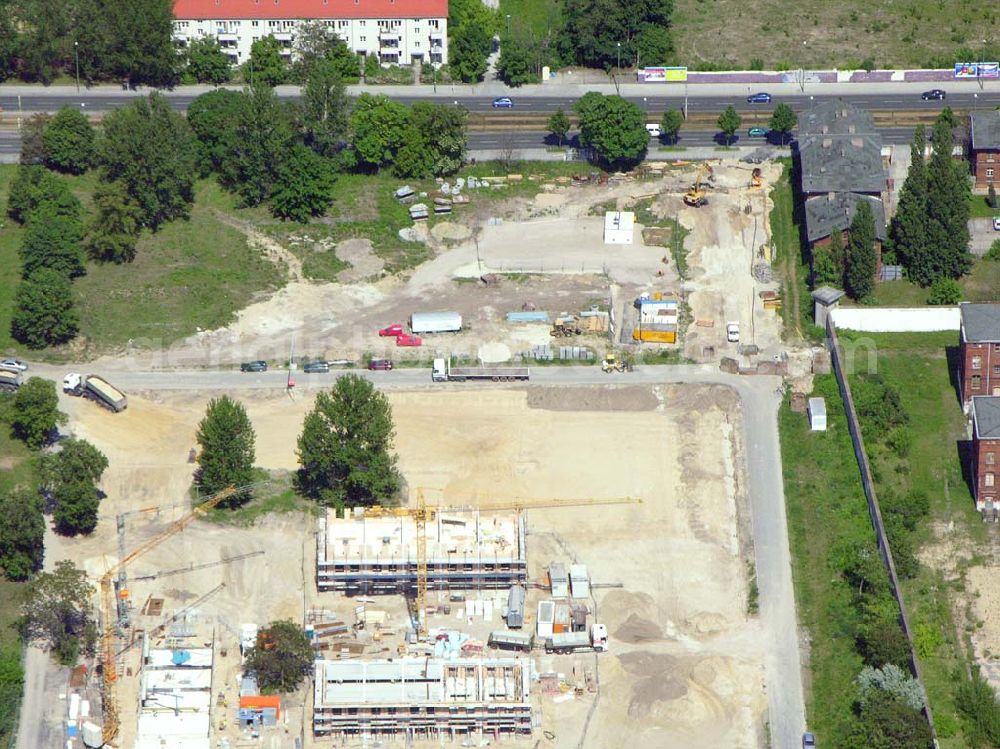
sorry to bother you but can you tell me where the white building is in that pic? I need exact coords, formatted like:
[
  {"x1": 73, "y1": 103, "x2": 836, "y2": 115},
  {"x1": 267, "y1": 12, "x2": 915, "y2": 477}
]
[{"x1": 171, "y1": 0, "x2": 448, "y2": 68}]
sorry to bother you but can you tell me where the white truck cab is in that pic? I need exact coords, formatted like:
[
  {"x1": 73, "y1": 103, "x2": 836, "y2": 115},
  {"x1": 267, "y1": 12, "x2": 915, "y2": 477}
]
[{"x1": 63, "y1": 373, "x2": 83, "y2": 393}]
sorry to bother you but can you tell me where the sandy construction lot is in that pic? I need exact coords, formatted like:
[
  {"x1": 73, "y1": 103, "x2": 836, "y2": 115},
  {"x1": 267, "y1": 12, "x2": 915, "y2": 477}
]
[{"x1": 53, "y1": 381, "x2": 765, "y2": 748}]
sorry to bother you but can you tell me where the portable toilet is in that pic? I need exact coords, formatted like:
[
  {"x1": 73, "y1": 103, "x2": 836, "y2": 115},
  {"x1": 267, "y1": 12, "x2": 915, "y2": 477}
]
[{"x1": 808, "y1": 397, "x2": 827, "y2": 431}]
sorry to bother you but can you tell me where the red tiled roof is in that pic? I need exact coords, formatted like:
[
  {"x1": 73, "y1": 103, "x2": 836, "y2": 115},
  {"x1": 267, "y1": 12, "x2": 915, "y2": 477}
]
[{"x1": 173, "y1": 0, "x2": 447, "y2": 20}]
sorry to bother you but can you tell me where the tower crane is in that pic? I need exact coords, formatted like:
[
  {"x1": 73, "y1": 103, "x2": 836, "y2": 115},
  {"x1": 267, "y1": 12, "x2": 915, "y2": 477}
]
[
  {"x1": 98, "y1": 485, "x2": 237, "y2": 746},
  {"x1": 364, "y1": 490, "x2": 643, "y2": 637}
]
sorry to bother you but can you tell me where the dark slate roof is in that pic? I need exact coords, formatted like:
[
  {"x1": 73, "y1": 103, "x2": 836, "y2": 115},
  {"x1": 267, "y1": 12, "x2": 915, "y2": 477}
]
[
  {"x1": 970, "y1": 111, "x2": 1000, "y2": 151},
  {"x1": 972, "y1": 396, "x2": 1000, "y2": 440},
  {"x1": 798, "y1": 132, "x2": 886, "y2": 194},
  {"x1": 961, "y1": 302, "x2": 1000, "y2": 342},
  {"x1": 798, "y1": 100, "x2": 876, "y2": 136},
  {"x1": 804, "y1": 192, "x2": 887, "y2": 243},
  {"x1": 811, "y1": 286, "x2": 845, "y2": 305}
]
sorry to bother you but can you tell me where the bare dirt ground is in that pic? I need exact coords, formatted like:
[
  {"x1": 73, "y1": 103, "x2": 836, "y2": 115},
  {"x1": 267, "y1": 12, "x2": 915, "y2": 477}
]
[{"x1": 50, "y1": 381, "x2": 765, "y2": 749}]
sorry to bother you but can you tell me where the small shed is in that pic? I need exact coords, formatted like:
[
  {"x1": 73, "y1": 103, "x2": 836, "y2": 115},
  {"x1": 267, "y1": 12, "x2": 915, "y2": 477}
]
[
  {"x1": 506, "y1": 585, "x2": 526, "y2": 629},
  {"x1": 569, "y1": 564, "x2": 590, "y2": 598},
  {"x1": 808, "y1": 397, "x2": 827, "y2": 431},
  {"x1": 604, "y1": 211, "x2": 635, "y2": 245},
  {"x1": 549, "y1": 563, "x2": 570, "y2": 598},
  {"x1": 811, "y1": 286, "x2": 845, "y2": 329},
  {"x1": 239, "y1": 695, "x2": 280, "y2": 727},
  {"x1": 537, "y1": 600, "x2": 555, "y2": 638}
]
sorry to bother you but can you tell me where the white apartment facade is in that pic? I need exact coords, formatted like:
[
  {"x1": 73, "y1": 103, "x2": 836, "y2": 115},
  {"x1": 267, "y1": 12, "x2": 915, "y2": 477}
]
[{"x1": 171, "y1": 0, "x2": 448, "y2": 68}]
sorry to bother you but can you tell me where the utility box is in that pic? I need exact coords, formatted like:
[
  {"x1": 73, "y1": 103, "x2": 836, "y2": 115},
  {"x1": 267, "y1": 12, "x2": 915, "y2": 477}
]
[{"x1": 808, "y1": 397, "x2": 827, "y2": 431}]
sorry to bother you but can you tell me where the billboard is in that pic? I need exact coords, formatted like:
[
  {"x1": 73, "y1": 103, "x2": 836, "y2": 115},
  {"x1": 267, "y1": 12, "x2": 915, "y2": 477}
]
[
  {"x1": 954, "y1": 62, "x2": 1000, "y2": 78},
  {"x1": 639, "y1": 67, "x2": 688, "y2": 83}
]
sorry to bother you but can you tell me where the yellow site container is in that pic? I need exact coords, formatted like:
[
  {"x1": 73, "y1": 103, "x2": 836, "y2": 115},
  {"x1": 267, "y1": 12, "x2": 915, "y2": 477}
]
[{"x1": 632, "y1": 327, "x2": 677, "y2": 344}]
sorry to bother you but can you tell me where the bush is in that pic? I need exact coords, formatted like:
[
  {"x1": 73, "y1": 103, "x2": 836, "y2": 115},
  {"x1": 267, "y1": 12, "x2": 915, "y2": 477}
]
[
  {"x1": 986, "y1": 239, "x2": 1000, "y2": 262},
  {"x1": 927, "y1": 277, "x2": 962, "y2": 305}
]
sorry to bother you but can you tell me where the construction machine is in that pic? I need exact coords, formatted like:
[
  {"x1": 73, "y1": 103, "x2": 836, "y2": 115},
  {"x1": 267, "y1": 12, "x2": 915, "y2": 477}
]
[
  {"x1": 683, "y1": 163, "x2": 714, "y2": 207},
  {"x1": 365, "y1": 490, "x2": 643, "y2": 638},
  {"x1": 98, "y1": 486, "x2": 237, "y2": 746},
  {"x1": 601, "y1": 352, "x2": 634, "y2": 373},
  {"x1": 550, "y1": 315, "x2": 582, "y2": 337}
]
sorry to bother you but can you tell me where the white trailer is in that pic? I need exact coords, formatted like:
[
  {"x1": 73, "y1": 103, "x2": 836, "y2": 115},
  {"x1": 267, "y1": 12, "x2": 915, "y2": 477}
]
[
  {"x1": 432, "y1": 358, "x2": 530, "y2": 383},
  {"x1": 409, "y1": 311, "x2": 463, "y2": 334},
  {"x1": 544, "y1": 624, "x2": 609, "y2": 654}
]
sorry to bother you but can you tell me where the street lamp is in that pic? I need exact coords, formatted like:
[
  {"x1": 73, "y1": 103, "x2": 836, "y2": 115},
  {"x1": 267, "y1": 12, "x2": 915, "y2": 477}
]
[
  {"x1": 505, "y1": 14, "x2": 511, "y2": 37},
  {"x1": 980, "y1": 38, "x2": 988, "y2": 90},
  {"x1": 616, "y1": 42, "x2": 621, "y2": 71},
  {"x1": 74, "y1": 41, "x2": 80, "y2": 93}
]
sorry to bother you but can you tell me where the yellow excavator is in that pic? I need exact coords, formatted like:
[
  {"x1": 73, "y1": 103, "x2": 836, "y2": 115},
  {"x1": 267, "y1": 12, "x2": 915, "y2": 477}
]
[
  {"x1": 601, "y1": 352, "x2": 634, "y2": 373},
  {"x1": 683, "y1": 163, "x2": 714, "y2": 207}
]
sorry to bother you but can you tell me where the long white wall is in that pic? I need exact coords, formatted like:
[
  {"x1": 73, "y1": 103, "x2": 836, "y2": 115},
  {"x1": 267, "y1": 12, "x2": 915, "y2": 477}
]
[{"x1": 830, "y1": 306, "x2": 960, "y2": 332}]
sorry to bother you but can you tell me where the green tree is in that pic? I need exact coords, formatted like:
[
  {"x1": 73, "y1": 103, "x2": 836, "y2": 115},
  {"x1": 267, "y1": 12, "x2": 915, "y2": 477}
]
[
  {"x1": 660, "y1": 109, "x2": 683, "y2": 144},
  {"x1": 497, "y1": 37, "x2": 537, "y2": 86},
  {"x1": 768, "y1": 102, "x2": 797, "y2": 144},
  {"x1": 292, "y1": 20, "x2": 359, "y2": 82},
  {"x1": 20, "y1": 203, "x2": 86, "y2": 279},
  {"x1": 350, "y1": 93, "x2": 410, "y2": 171},
  {"x1": 196, "y1": 396, "x2": 256, "y2": 507},
  {"x1": 10, "y1": 269, "x2": 80, "y2": 350},
  {"x1": 302, "y1": 58, "x2": 351, "y2": 158},
  {"x1": 919, "y1": 115, "x2": 972, "y2": 284},
  {"x1": 988, "y1": 183, "x2": 997, "y2": 209},
  {"x1": 10, "y1": 377, "x2": 66, "y2": 448},
  {"x1": 634, "y1": 23, "x2": 674, "y2": 68},
  {"x1": 956, "y1": 667, "x2": 1000, "y2": 747},
  {"x1": 271, "y1": 144, "x2": 337, "y2": 222},
  {"x1": 717, "y1": 105, "x2": 742, "y2": 145},
  {"x1": 51, "y1": 481, "x2": 101, "y2": 537},
  {"x1": 844, "y1": 200, "x2": 877, "y2": 300},
  {"x1": 927, "y1": 277, "x2": 962, "y2": 305},
  {"x1": 19, "y1": 560, "x2": 97, "y2": 666},
  {"x1": 0, "y1": 489, "x2": 46, "y2": 581},
  {"x1": 184, "y1": 37, "x2": 232, "y2": 85},
  {"x1": 19, "y1": 113, "x2": 50, "y2": 166},
  {"x1": 891, "y1": 127, "x2": 929, "y2": 275},
  {"x1": 296, "y1": 374, "x2": 400, "y2": 505},
  {"x1": 548, "y1": 109, "x2": 571, "y2": 145},
  {"x1": 40, "y1": 438, "x2": 109, "y2": 536},
  {"x1": 244, "y1": 620, "x2": 313, "y2": 693},
  {"x1": 73, "y1": 0, "x2": 179, "y2": 86},
  {"x1": 363, "y1": 53, "x2": 380, "y2": 82},
  {"x1": 406, "y1": 102, "x2": 467, "y2": 177},
  {"x1": 847, "y1": 691, "x2": 933, "y2": 749},
  {"x1": 858, "y1": 665, "x2": 926, "y2": 710},
  {"x1": 42, "y1": 107, "x2": 94, "y2": 174},
  {"x1": 85, "y1": 181, "x2": 142, "y2": 264},
  {"x1": 244, "y1": 35, "x2": 287, "y2": 86},
  {"x1": 186, "y1": 88, "x2": 245, "y2": 177},
  {"x1": 812, "y1": 230, "x2": 845, "y2": 288},
  {"x1": 449, "y1": 22, "x2": 491, "y2": 82},
  {"x1": 575, "y1": 92, "x2": 648, "y2": 169},
  {"x1": 6, "y1": 166, "x2": 80, "y2": 225},
  {"x1": 96, "y1": 92, "x2": 197, "y2": 229}
]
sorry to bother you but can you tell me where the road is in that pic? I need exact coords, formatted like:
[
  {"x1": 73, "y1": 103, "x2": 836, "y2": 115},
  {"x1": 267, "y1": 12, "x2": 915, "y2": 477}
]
[{"x1": 22, "y1": 361, "x2": 806, "y2": 748}]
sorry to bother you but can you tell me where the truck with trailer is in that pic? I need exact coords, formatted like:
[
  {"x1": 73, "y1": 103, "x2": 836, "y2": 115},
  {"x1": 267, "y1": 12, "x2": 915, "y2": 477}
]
[
  {"x1": 0, "y1": 370, "x2": 22, "y2": 392},
  {"x1": 543, "y1": 624, "x2": 609, "y2": 654},
  {"x1": 409, "y1": 311, "x2": 463, "y2": 335},
  {"x1": 488, "y1": 630, "x2": 534, "y2": 652},
  {"x1": 432, "y1": 358, "x2": 530, "y2": 383},
  {"x1": 63, "y1": 374, "x2": 128, "y2": 412}
]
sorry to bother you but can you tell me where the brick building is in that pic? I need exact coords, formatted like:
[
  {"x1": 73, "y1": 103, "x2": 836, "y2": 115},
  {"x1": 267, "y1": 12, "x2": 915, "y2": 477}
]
[
  {"x1": 172, "y1": 0, "x2": 448, "y2": 68},
  {"x1": 970, "y1": 111, "x2": 1000, "y2": 191},
  {"x1": 971, "y1": 396, "x2": 1000, "y2": 518},
  {"x1": 960, "y1": 303, "x2": 1000, "y2": 407}
]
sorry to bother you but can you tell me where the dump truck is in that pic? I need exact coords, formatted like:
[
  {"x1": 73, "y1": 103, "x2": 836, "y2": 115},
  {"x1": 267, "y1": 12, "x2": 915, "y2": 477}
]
[
  {"x1": 0, "y1": 370, "x2": 22, "y2": 392},
  {"x1": 543, "y1": 624, "x2": 609, "y2": 654},
  {"x1": 63, "y1": 373, "x2": 128, "y2": 412},
  {"x1": 409, "y1": 311, "x2": 463, "y2": 334},
  {"x1": 432, "y1": 358, "x2": 529, "y2": 383}
]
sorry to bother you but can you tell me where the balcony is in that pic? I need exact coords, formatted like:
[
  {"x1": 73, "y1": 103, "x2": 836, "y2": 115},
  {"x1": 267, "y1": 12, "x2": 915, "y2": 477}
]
[
  {"x1": 273, "y1": 31, "x2": 293, "y2": 41},
  {"x1": 379, "y1": 31, "x2": 401, "y2": 42}
]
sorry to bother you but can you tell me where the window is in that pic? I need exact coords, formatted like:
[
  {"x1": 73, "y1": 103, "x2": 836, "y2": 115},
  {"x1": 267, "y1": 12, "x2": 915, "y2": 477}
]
[
  {"x1": 252, "y1": 20, "x2": 258, "y2": 26},
  {"x1": 973, "y1": 356, "x2": 982, "y2": 370},
  {"x1": 994, "y1": 343, "x2": 1000, "y2": 353},
  {"x1": 360, "y1": 35, "x2": 366, "y2": 42},
  {"x1": 987, "y1": 473, "x2": 996, "y2": 488},
  {"x1": 994, "y1": 365, "x2": 1000, "y2": 376},
  {"x1": 988, "y1": 168, "x2": 996, "y2": 179},
  {"x1": 987, "y1": 453, "x2": 997, "y2": 465},
  {"x1": 415, "y1": 41, "x2": 420, "y2": 47},
  {"x1": 989, "y1": 153, "x2": 996, "y2": 162},
  {"x1": 973, "y1": 375, "x2": 982, "y2": 389}
]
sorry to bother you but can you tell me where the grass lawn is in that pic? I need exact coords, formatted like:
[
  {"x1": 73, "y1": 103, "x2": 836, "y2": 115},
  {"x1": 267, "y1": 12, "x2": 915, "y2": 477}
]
[
  {"x1": 672, "y1": 0, "x2": 997, "y2": 69},
  {"x1": 839, "y1": 331, "x2": 985, "y2": 745},
  {"x1": 856, "y1": 258, "x2": 1000, "y2": 307},
  {"x1": 498, "y1": 0, "x2": 563, "y2": 39},
  {"x1": 969, "y1": 194, "x2": 999, "y2": 219},
  {"x1": 769, "y1": 160, "x2": 818, "y2": 342},
  {"x1": 780, "y1": 373, "x2": 875, "y2": 744}
]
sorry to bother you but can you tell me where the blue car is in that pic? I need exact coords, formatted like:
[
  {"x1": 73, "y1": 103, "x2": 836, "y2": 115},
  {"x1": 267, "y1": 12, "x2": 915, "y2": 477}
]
[
  {"x1": 747, "y1": 92, "x2": 772, "y2": 104},
  {"x1": 492, "y1": 97, "x2": 514, "y2": 108}
]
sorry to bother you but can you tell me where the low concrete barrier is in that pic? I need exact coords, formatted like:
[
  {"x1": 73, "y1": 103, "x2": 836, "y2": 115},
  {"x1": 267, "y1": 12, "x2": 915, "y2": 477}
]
[{"x1": 830, "y1": 306, "x2": 960, "y2": 332}]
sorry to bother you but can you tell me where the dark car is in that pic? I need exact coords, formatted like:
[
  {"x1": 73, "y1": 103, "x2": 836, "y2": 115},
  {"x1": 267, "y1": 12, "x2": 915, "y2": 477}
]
[
  {"x1": 921, "y1": 89, "x2": 946, "y2": 100},
  {"x1": 302, "y1": 361, "x2": 330, "y2": 374},
  {"x1": 492, "y1": 97, "x2": 514, "y2": 109},
  {"x1": 747, "y1": 92, "x2": 772, "y2": 104},
  {"x1": 368, "y1": 358, "x2": 393, "y2": 371},
  {"x1": 240, "y1": 360, "x2": 267, "y2": 372},
  {"x1": 802, "y1": 732, "x2": 816, "y2": 748}
]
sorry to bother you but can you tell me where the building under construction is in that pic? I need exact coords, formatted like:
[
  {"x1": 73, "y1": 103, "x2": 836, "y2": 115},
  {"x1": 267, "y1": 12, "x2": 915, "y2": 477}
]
[
  {"x1": 316, "y1": 508, "x2": 527, "y2": 594},
  {"x1": 312, "y1": 657, "x2": 532, "y2": 738}
]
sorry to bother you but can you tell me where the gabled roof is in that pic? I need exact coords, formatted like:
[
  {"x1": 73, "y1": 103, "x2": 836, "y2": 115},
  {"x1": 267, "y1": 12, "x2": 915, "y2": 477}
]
[
  {"x1": 970, "y1": 111, "x2": 1000, "y2": 151},
  {"x1": 798, "y1": 132, "x2": 886, "y2": 194},
  {"x1": 972, "y1": 396, "x2": 1000, "y2": 440},
  {"x1": 172, "y1": 0, "x2": 448, "y2": 20},
  {"x1": 804, "y1": 192, "x2": 887, "y2": 242},
  {"x1": 961, "y1": 302, "x2": 1000, "y2": 343},
  {"x1": 798, "y1": 100, "x2": 876, "y2": 136}
]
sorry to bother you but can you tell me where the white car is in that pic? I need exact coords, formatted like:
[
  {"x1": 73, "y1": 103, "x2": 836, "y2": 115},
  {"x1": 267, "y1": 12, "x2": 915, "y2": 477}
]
[
  {"x1": 993, "y1": 216, "x2": 1000, "y2": 231},
  {"x1": 0, "y1": 359, "x2": 27, "y2": 372},
  {"x1": 726, "y1": 322, "x2": 740, "y2": 343},
  {"x1": 645, "y1": 123, "x2": 662, "y2": 137}
]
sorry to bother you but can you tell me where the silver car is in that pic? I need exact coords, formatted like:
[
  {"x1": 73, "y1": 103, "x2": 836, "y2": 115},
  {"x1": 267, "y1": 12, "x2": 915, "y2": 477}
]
[{"x1": 0, "y1": 359, "x2": 27, "y2": 372}]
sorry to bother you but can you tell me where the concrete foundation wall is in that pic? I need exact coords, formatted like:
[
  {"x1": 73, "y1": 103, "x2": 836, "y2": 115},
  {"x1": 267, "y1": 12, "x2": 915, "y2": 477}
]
[{"x1": 830, "y1": 306, "x2": 960, "y2": 332}]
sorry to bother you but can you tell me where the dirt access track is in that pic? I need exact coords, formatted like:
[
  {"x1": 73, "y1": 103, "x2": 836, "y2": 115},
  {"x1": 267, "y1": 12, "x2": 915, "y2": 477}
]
[{"x1": 47, "y1": 380, "x2": 767, "y2": 749}]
